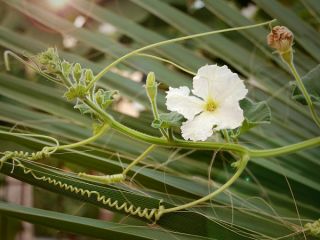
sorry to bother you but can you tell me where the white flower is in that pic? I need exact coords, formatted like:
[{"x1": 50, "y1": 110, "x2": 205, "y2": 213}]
[{"x1": 165, "y1": 64, "x2": 248, "y2": 141}]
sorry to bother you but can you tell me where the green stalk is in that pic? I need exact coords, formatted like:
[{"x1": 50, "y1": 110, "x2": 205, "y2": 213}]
[
  {"x1": 248, "y1": 136, "x2": 320, "y2": 158},
  {"x1": 160, "y1": 155, "x2": 249, "y2": 215},
  {"x1": 150, "y1": 97, "x2": 168, "y2": 139},
  {"x1": 168, "y1": 128, "x2": 175, "y2": 142},
  {"x1": 136, "y1": 53, "x2": 196, "y2": 75},
  {"x1": 83, "y1": 98, "x2": 320, "y2": 158},
  {"x1": 47, "y1": 124, "x2": 109, "y2": 151},
  {"x1": 222, "y1": 129, "x2": 231, "y2": 143},
  {"x1": 122, "y1": 144, "x2": 156, "y2": 176},
  {"x1": 83, "y1": 98, "x2": 249, "y2": 154},
  {"x1": 86, "y1": 19, "x2": 276, "y2": 90}
]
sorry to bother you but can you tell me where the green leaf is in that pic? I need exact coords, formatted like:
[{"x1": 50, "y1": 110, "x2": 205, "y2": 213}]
[
  {"x1": 151, "y1": 112, "x2": 184, "y2": 129},
  {"x1": 74, "y1": 102, "x2": 92, "y2": 115},
  {"x1": 239, "y1": 98, "x2": 271, "y2": 134},
  {"x1": 95, "y1": 89, "x2": 118, "y2": 109},
  {"x1": 0, "y1": 201, "x2": 210, "y2": 240},
  {"x1": 292, "y1": 65, "x2": 320, "y2": 105}
]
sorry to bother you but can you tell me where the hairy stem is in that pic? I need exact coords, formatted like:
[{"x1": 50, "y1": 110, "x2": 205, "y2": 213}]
[
  {"x1": 83, "y1": 98, "x2": 320, "y2": 158},
  {"x1": 83, "y1": 98, "x2": 249, "y2": 154}
]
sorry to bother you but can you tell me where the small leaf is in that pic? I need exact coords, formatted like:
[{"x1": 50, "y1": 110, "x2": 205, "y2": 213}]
[
  {"x1": 237, "y1": 98, "x2": 271, "y2": 135},
  {"x1": 151, "y1": 112, "x2": 184, "y2": 129},
  {"x1": 95, "y1": 89, "x2": 118, "y2": 109},
  {"x1": 291, "y1": 65, "x2": 320, "y2": 105},
  {"x1": 74, "y1": 103, "x2": 92, "y2": 115}
]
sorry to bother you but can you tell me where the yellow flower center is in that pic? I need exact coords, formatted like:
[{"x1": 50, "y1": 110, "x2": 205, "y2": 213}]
[{"x1": 205, "y1": 99, "x2": 218, "y2": 112}]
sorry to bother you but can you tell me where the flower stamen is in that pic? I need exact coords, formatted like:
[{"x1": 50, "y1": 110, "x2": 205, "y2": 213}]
[{"x1": 205, "y1": 100, "x2": 218, "y2": 112}]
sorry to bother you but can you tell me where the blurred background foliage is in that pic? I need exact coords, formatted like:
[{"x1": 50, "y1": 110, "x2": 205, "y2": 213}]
[{"x1": 0, "y1": 0, "x2": 319, "y2": 239}]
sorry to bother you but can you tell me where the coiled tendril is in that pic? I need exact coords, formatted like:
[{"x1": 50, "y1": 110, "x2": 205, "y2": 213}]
[
  {"x1": 78, "y1": 172, "x2": 125, "y2": 184},
  {"x1": 6, "y1": 159, "x2": 164, "y2": 221},
  {"x1": 0, "y1": 132, "x2": 59, "y2": 170},
  {"x1": 305, "y1": 219, "x2": 320, "y2": 237}
]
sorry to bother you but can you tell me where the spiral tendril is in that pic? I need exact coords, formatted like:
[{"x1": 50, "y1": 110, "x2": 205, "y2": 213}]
[
  {"x1": 0, "y1": 132, "x2": 59, "y2": 171},
  {"x1": 4, "y1": 159, "x2": 164, "y2": 221},
  {"x1": 305, "y1": 219, "x2": 320, "y2": 237},
  {"x1": 78, "y1": 172, "x2": 125, "y2": 184}
]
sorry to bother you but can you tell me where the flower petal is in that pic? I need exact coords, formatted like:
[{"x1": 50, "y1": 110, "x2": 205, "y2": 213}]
[
  {"x1": 192, "y1": 64, "x2": 247, "y2": 103},
  {"x1": 166, "y1": 86, "x2": 204, "y2": 120},
  {"x1": 213, "y1": 102, "x2": 245, "y2": 130},
  {"x1": 181, "y1": 102, "x2": 245, "y2": 141},
  {"x1": 181, "y1": 112, "x2": 218, "y2": 141}
]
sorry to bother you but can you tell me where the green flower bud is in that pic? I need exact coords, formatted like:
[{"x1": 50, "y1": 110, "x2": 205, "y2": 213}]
[
  {"x1": 73, "y1": 63, "x2": 82, "y2": 83},
  {"x1": 85, "y1": 69, "x2": 94, "y2": 84},
  {"x1": 61, "y1": 60, "x2": 72, "y2": 77},
  {"x1": 145, "y1": 72, "x2": 158, "y2": 101},
  {"x1": 37, "y1": 48, "x2": 61, "y2": 73}
]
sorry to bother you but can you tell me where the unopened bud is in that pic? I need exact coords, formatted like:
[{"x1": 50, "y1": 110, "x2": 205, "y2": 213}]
[
  {"x1": 267, "y1": 26, "x2": 294, "y2": 64},
  {"x1": 73, "y1": 63, "x2": 82, "y2": 83},
  {"x1": 61, "y1": 60, "x2": 71, "y2": 77},
  {"x1": 85, "y1": 69, "x2": 94, "y2": 84},
  {"x1": 145, "y1": 72, "x2": 158, "y2": 101},
  {"x1": 37, "y1": 48, "x2": 61, "y2": 73},
  {"x1": 267, "y1": 26, "x2": 293, "y2": 52}
]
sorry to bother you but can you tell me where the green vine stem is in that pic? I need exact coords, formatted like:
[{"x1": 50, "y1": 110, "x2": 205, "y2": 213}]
[
  {"x1": 168, "y1": 128, "x2": 175, "y2": 142},
  {"x1": 86, "y1": 19, "x2": 277, "y2": 90},
  {"x1": 145, "y1": 76, "x2": 168, "y2": 139},
  {"x1": 122, "y1": 144, "x2": 156, "y2": 176},
  {"x1": 248, "y1": 136, "x2": 320, "y2": 158},
  {"x1": 46, "y1": 124, "x2": 110, "y2": 152},
  {"x1": 222, "y1": 129, "x2": 231, "y2": 143},
  {"x1": 136, "y1": 53, "x2": 196, "y2": 76},
  {"x1": 159, "y1": 154, "x2": 249, "y2": 216},
  {"x1": 83, "y1": 98, "x2": 320, "y2": 158}
]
